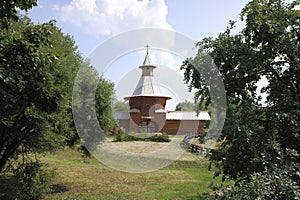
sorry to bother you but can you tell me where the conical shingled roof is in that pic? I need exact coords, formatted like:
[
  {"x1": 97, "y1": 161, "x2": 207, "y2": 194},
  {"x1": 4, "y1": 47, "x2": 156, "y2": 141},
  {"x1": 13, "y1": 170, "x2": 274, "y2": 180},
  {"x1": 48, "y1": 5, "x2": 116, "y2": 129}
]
[
  {"x1": 132, "y1": 76, "x2": 161, "y2": 96},
  {"x1": 124, "y1": 47, "x2": 171, "y2": 100}
]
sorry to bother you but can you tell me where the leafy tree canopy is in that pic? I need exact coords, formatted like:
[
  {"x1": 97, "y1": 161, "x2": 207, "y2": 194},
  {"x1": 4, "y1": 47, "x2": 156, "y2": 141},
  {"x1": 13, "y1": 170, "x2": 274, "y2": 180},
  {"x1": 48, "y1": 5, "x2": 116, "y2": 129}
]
[
  {"x1": 0, "y1": 15, "x2": 81, "y2": 172},
  {"x1": 181, "y1": 0, "x2": 300, "y2": 198},
  {"x1": 112, "y1": 99, "x2": 129, "y2": 113},
  {"x1": 175, "y1": 100, "x2": 197, "y2": 111},
  {"x1": 0, "y1": 15, "x2": 116, "y2": 174},
  {"x1": 0, "y1": 0, "x2": 37, "y2": 28},
  {"x1": 0, "y1": 1, "x2": 116, "y2": 198}
]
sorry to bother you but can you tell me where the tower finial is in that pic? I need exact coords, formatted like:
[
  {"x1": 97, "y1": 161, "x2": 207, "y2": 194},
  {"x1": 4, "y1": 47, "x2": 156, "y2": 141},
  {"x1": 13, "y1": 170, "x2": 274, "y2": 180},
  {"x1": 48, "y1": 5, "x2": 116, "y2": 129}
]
[
  {"x1": 143, "y1": 44, "x2": 151, "y2": 65},
  {"x1": 145, "y1": 44, "x2": 150, "y2": 55}
]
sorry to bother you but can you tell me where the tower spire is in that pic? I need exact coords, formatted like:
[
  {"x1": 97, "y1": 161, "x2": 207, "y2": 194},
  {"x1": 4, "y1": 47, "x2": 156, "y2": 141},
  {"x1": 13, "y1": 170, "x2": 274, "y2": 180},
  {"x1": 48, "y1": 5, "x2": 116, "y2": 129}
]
[
  {"x1": 143, "y1": 44, "x2": 151, "y2": 65},
  {"x1": 145, "y1": 44, "x2": 150, "y2": 54},
  {"x1": 124, "y1": 45, "x2": 171, "y2": 101}
]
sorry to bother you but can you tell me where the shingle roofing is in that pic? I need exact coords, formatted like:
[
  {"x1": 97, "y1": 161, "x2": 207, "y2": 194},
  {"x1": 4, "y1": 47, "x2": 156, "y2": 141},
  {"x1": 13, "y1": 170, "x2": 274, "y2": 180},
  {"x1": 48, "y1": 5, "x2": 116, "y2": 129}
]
[
  {"x1": 113, "y1": 112, "x2": 129, "y2": 119},
  {"x1": 132, "y1": 76, "x2": 161, "y2": 96},
  {"x1": 113, "y1": 111, "x2": 211, "y2": 121},
  {"x1": 124, "y1": 48, "x2": 171, "y2": 100},
  {"x1": 166, "y1": 111, "x2": 211, "y2": 121}
]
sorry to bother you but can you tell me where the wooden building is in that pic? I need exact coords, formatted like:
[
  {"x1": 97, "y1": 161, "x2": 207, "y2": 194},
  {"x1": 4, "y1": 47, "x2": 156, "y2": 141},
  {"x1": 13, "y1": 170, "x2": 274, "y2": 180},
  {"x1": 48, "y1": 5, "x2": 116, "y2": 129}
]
[{"x1": 114, "y1": 47, "x2": 210, "y2": 134}]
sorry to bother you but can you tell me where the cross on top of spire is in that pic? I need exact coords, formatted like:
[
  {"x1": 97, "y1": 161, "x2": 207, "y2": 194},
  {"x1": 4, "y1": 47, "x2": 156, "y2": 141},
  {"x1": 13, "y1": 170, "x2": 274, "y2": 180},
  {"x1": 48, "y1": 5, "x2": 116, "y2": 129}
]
[
  {"x1": 142, "y1": 44, "x2": 151, "y2": 65},
  {"x1": 145, "y1": 44, "x2": 150, "y2": 55}
]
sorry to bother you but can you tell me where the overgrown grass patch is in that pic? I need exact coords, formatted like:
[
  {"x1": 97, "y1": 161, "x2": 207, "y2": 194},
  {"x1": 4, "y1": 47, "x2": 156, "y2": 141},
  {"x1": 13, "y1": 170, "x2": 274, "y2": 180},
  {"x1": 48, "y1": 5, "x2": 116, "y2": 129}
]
[
  {"x1": 1, "y1": 145, "x2": 226, "y2": 199},
  {"x1": 39, "y1": 147, "x2": 224, "y2": 199}
]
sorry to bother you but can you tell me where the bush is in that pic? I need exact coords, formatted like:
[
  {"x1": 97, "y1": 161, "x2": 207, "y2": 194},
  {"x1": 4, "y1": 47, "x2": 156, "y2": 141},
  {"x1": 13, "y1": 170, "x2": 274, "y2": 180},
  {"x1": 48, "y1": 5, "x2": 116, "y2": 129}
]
[
  {"x1": 16, "y1": 161, "x2": 56, "y2": 200},
  {"x1": 114, "y1": 132, "x2": 170, "y2": 142},
  {"x1": 213, "y1": 166, "x2": 300, "y2": 200},
  {"x1": 148, "y1": 133, "x2": 171, "y2": 142},
  {"x1": 197, "y1": 132, "x2": 207, "y2": 144}
]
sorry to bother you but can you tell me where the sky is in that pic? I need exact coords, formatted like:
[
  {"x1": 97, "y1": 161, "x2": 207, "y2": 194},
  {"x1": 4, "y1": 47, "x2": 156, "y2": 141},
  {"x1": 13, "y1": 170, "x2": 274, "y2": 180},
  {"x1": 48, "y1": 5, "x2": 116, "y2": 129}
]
[
  {"x1": 27, "y1": 0, "x2": 251, "y2": 57},
  {"x1": 26, "y1": 0, "x2": 253, "y2": 110}
]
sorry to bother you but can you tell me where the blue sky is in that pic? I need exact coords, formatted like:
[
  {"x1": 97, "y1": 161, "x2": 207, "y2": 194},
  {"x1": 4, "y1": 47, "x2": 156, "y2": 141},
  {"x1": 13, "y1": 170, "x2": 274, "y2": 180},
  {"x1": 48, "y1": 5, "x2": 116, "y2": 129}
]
[
  {"x1": 26, "y1": 0, "x2": 253, "y2": 109},
  {"x1": 27, "y1": 0, "x2": 250, "y2": 57}
]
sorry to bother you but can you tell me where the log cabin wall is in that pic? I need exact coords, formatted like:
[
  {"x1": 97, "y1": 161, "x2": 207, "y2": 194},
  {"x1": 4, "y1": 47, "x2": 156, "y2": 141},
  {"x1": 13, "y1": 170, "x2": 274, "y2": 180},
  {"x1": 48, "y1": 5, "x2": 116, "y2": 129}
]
[{"x1": 162, "y1": 120, "x2": 206, "y2": 135}]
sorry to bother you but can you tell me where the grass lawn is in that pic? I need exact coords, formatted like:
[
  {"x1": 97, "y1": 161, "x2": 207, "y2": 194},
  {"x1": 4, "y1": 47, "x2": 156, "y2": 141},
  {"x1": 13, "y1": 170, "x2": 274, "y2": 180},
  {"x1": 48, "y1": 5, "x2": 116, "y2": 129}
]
[
  {"x1": 0, "y1": 140, "x2": 226, "y2": 200},
  {"x1": 39, "y1": 144, "x2": 223, "y2": 200}
]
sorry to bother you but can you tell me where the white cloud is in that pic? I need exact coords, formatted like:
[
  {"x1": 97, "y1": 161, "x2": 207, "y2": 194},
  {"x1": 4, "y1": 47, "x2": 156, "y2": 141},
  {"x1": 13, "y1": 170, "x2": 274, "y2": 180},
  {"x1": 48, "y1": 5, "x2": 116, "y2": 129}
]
[
  {"x1": 150, "y1": 51, "x2": 182, "y2": 69},
  {"x1": 59, "y1": 0, "x2": 172, "y2": 36}
]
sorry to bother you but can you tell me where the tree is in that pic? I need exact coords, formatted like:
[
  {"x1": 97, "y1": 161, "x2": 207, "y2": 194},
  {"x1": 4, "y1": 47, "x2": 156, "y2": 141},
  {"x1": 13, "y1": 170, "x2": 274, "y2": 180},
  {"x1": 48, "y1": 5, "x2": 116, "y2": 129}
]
[
  {"x1": 0, "y1": 14, "x2": 118, "y2": 171},
  {"x1": 112, "y1": 100, "x2": 129, "y2": 113},
  {"x1": 72, "y1": 60, "x2": 116, "y2": 158},
  {"x1": 0, "y1": 0, "x2": 37, "y2": 28},
  {"x1": 181, "y1": 0, "x2": 300, "y2": 198},
  {"x1": 0, "y1": 15, "x2": 83, "y2": 172},
  {"x1": 0, "y1": 1, "x2": 117, "y2": 198},
  {"x1": 95, "y1": 76, "x2": 115, "y2": 133},
  {"x1": 0, "y1": 18, "x2": 65, "y2": 172},
  {"x1": 0, "y1": 15, "x2": 83, "y2": 199},
  {"x1": 175, "y1": 100, "x2": 210, "y2": 111},
  {"x1": 175, "y1": 100, "x2": 196, "y2": 111}
]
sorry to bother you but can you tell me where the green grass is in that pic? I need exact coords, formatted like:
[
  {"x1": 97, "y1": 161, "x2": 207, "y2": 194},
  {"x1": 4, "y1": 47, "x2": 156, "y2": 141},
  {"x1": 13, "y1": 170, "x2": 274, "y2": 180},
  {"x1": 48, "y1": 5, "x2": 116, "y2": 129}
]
[
  {"x1": 0, "y1": 145, "x2": 226, "y2": 199},
  {"x1": 41, "y1": 147, "x2": 223, "y2": 199}
]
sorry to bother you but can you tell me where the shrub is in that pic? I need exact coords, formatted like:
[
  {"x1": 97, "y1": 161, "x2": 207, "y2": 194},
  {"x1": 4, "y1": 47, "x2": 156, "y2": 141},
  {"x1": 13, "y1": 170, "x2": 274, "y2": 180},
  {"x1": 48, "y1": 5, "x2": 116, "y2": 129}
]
[
  {"x1": 212, "y1": 166, "x2": 300, "y2": 200},
  {"x1": 16, "y1": 161, "x2": 56, "y2": 200},
  {"x1": 197, "y1": 132, "x2": 207, "y2": 144},
  {"x1": 148, "y1": 133, "x2": 170, "y2": 142},
  {"x1": 114, "y1": 132, "x2": 170, "y2": 142}
]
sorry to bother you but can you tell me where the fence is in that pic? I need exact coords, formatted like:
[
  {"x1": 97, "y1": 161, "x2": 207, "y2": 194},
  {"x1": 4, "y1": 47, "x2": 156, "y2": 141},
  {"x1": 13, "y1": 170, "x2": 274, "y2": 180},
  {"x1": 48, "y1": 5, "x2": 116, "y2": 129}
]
[{"x1": 181, "y1": 133, "x2": 213, "y2": 156}]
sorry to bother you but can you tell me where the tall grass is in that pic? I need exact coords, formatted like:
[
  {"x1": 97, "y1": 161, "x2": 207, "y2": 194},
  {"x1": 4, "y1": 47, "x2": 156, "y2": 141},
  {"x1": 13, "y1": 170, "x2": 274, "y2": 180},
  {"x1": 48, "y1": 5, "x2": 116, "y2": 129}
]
[{"x1": 40, "y1": 148, "x2": 223, "y2": 199}]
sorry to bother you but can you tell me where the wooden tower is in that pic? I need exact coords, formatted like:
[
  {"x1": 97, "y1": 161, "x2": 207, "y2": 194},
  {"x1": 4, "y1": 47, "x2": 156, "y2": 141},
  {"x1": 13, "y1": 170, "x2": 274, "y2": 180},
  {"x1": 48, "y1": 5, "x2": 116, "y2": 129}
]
[{"x1": 124, "y1": 46, "x2": 171, "y2": 133}]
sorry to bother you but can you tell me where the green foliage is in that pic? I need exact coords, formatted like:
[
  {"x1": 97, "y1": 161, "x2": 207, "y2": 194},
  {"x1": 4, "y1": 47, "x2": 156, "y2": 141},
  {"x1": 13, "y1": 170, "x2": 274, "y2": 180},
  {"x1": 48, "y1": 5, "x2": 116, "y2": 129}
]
[
  {"x1": 175, "y1": 100, "x2": 197, "y2": 111},
  {"x1": 16, "y1": 161, "x2": 55, "y2": 200},
  {"x1": 95, "y1": 76, "x2": 115, "y2": 133},
  {"x1": 112, "y1": 99, "x2": 129, "y2": 112},
  {"x1": 197, "y1": 132, "x2": 207, "y2": 144},
  {"x1": 78, "y1": 144, "x2": 92, "y2": 159},
  {"x1": 114, "y1": 132, "x2": 170, "y2": 142},
  {"x1": 0, "y1": 12, "x2": 116, "y2": 174},
  {"x1": 0, "y1": 0, "x2": 37, "y2": 28},
  {"x1": 215, "y1": 166, "x2": 300, "y2": 200},
  {"x1": 150, "y1": 133, "x2": 171, "y2": 142},
  {"x1": 72, "y1": 61, "x2": 116, "y2": 155},
  {"x1": 0, "y1": 1, "x2": 117, "y2": 198},
  {"x1": 0, "y1": 15, "x2": 84, "y2": 173},
  {"x1": 181, "y1": 0, "x2": 300, "y2": 198}
]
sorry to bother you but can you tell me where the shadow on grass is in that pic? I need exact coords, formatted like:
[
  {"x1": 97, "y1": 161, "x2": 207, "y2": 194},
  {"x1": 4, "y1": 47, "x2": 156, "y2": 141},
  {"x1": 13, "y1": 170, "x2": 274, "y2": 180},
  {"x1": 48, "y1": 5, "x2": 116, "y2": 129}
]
[
  {"x1": 50, "y1": 183, "x2": 69, "y2": 194},
  {"x1": 0, "y1": 175, "x2": 18, "y2": 199},
  {"x1": 0, "y1": 175, "x2": 69, "y2": 199}
]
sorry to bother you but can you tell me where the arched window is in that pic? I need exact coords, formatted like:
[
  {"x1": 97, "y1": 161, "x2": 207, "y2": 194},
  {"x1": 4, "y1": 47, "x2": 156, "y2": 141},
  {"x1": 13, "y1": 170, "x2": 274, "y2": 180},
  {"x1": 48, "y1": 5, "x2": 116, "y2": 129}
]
[{"x1": 138, "y1": 121, "x2": 158, "y2": 133}]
